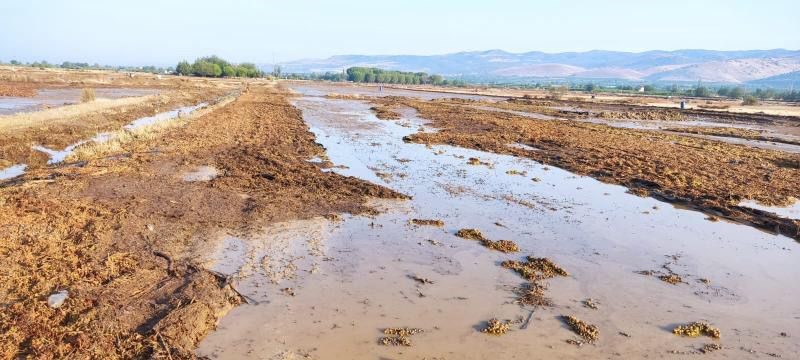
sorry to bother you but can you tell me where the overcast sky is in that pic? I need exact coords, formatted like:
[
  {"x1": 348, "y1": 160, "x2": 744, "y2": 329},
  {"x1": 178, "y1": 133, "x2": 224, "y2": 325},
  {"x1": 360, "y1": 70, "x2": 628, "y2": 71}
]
[{"x1": 2, "y1": 0, "x2": 799, "y2": 65}]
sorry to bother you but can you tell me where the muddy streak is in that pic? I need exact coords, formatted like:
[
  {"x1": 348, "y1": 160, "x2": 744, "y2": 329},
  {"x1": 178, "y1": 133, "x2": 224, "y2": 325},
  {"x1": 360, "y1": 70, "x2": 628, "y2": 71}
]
[{"x1": 197, "y1": 86, "x2": 800, "y2": 359}]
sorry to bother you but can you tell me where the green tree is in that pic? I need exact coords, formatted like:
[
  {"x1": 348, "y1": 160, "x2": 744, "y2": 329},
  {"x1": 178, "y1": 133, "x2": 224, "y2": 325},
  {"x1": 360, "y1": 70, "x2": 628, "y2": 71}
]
[
  {"x1": 176, "y1": 61, "x2": 193, "y2": 76},
  {"x1": 222, "y1": 65, "x2": 236, "y2": 77},
  {"x1": 728, "y1": 87, "x2": 745, "y2": 99}
]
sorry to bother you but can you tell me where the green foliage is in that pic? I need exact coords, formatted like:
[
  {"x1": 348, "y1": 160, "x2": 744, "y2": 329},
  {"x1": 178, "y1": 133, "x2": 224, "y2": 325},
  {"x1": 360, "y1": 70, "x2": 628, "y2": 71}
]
[
  {"x1": 176, "y1": 61, "x2": 193, "y2": 75},
  {"x1": 175, "y1": 55, "x2": 264, "y2": 78},
  {"x1": 693, "y1": 86, "x2": 710, "y2": 97},
  {"x1": 345, "y1": 67, "x2": 446, "y2": 85},
  {"x1": 728, "y1": 87, "x2": 745, "y2": 99},
  {"x1": 584, "y1": 83, "x2": 596, "y2": 92}
]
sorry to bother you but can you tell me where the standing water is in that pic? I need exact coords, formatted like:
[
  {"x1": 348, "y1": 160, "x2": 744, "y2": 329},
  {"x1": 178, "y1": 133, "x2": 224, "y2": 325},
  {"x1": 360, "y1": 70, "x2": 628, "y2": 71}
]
[{"x1": 196, "y1": 86, "x2": 799, "y2": 359}]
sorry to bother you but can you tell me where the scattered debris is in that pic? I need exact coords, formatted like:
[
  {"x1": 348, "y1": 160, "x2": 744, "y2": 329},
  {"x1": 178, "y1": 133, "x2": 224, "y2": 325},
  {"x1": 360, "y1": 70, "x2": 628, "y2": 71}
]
[
  {"x1": 280, "y1": 287, "x2": 296, "y2": 296},
  {"x1": 506, "y1": 169, "x2": 528, "y2": 176},
  {"x1": 410, "y1": 219, "x2": 445, "y2": 227},
  {"x1": 562, "y1": 315, "x2": 599, "y2": 343},
  {"x1": 482, "y1": 318, "x2": 511, "y2": 336},
  {"x1": 380, "y1": 327, "x2": 423, "y2": 346},
  {"x1": 700, "y1": 343, "x2": 723, "y2": 354},
  {"x1": 582, "y1": 298, "x2": 599, "y2": 310},
  {"x1": 455, "y1": 228, "x2": 519, "y2": 252},
  {"x1": 410, "y1": 275, "x2": 434, "y2": 284},
  {"x1": 659, "y1": 274, "x2": 683, "y2": 285},
  {"x1": 455, "y1": 228, "x2": 486, "y2": 241},
  {"x1": 466, "y1": 157, "x2": 492, "y2": 167},
  {"x1": 514, "y1": 281, "x2": 553, "y2": 307},
  {"x1": 502, "y1": 256, "x2": 569, "y2": 280},
  {"x1": 565, "y1": 339, "x2": 586, "y2": 347},
  {"x1": 673, "y1": 321, "x2": 721, "y2": 339}
]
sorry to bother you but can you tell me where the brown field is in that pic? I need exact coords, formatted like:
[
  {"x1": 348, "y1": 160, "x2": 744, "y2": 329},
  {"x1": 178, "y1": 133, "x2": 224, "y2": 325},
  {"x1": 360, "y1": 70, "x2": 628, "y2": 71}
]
[{"x1": 2, "y1": 71, "x2": 799, "y2": 359}]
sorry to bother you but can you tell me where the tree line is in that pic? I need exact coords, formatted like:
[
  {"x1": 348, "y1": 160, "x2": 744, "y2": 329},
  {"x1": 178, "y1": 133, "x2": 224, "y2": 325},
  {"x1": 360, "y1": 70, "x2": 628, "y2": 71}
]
[
  {"x1": 345, "y1": 67, "x2": 466, "y2": 86},
  {"x1": 1, "y1": 59, "x2": 171, "y2": 74},
  {"x1": 175, "y1": 56, "x2": 263, "y2": 78}
]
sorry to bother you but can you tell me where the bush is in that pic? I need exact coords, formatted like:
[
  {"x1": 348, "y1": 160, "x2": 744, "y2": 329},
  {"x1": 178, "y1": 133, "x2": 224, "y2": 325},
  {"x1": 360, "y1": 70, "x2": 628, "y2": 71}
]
[
  {"x1": 80, "y1": 88, "x2": 96, "y2": 103},
  {"x1": 742, "y1": 96, "x2": 759, "y2": 106}
]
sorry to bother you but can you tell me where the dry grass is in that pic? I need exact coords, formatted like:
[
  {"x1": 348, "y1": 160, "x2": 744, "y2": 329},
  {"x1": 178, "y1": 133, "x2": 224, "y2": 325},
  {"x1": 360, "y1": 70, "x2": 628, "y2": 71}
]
[
  {"x1": 80, "y1": 88, "x2": 96, "y2": 103},
  {"x1": 67, "y1": 94, "x2": 237, "y2": 162},
  {"x1": 0, "y1": 95, "x2": 159, "y2": 132}
]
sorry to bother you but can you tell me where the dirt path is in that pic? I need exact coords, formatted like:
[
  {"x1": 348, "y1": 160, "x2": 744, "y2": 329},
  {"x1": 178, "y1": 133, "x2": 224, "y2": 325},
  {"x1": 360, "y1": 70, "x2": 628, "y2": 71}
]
[{"x1": 0, "y1": 83, "x2": 402, "y2": 359}]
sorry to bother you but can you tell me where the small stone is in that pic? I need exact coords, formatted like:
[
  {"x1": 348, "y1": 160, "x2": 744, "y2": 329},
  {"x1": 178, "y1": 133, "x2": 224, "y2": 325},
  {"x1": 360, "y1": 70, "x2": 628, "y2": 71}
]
[{"x1": 47, "y1": 290, "x2": 69, "y2": 309}]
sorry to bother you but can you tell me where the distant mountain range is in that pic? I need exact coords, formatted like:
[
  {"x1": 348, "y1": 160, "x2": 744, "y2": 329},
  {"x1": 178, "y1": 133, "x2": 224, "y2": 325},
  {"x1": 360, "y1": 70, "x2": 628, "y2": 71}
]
[{"x1": 279, "y1": 49, "x2": 800, "y2": 87}]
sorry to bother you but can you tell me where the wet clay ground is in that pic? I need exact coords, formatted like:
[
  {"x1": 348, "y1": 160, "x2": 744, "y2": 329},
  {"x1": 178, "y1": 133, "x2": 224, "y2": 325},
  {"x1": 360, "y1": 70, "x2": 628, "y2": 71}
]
[
  {"x1": 196, "y1": 84, "x2": 799, "y2": 359},
  {"x1": 0, "y1": 82, "x2": 401, "y2": 358}
]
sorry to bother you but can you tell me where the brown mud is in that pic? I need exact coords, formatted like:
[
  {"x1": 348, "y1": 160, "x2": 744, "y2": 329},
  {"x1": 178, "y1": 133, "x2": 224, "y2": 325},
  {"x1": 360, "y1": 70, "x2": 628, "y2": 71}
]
[
  {"x1": 664, "y1": 126, "x2": 800, "y2": 146},
  {"x1": 0, "y1": 82, "x2": 401, "y2": 359},
  {"x1": 372, "y1": 96, "x2": 800, "y2": 240}
]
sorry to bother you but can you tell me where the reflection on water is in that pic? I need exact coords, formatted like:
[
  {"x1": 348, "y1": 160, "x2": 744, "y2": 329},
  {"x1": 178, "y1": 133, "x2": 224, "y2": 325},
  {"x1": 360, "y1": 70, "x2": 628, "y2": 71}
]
[{"x1": 197, "y1": 84, "x2": 800, "y2": 359}]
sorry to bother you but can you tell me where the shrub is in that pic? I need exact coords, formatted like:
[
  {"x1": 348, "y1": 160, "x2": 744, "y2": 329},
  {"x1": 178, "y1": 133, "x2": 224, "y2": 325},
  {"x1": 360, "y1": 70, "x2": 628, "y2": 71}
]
[
  {"x1": 80, "y1": 88, "x2": 96, "y2": 103},
  {"x1": 742, "y1": 96, "x2": 759, "y2": 106}
]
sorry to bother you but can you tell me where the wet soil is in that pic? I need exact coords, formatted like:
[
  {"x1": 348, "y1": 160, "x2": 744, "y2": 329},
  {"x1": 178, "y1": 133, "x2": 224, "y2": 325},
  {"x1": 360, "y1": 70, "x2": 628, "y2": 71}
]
[
  {"x1": 372, "y1": 97, "x2": 800, "y2": 240},
  {"x1": 0, "y1": 82, "x2": 401, "y2": 358},
  {"x1": 0, "y1": 89, "x2": 224, "y2": 168},
  {"x1": 197, "y1": 84, "x2": 800, "y2": 359}
]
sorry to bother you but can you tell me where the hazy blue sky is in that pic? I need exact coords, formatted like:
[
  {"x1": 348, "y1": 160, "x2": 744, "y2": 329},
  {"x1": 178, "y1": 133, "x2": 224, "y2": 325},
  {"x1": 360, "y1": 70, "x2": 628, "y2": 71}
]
[{"x1": 2, "y1": 0, "x2": 798, "y2": 65}]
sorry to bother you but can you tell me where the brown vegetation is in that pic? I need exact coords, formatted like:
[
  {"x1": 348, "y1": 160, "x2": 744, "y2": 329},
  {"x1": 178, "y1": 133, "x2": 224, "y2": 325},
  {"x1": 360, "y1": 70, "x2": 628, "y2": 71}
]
[{"x1": 0, "y1": 83, "x2": 403, "y2": 358}]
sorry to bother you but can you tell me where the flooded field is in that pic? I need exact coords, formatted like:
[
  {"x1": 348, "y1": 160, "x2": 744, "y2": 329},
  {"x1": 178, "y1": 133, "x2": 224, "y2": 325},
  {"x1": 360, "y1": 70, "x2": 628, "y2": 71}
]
[
  {"x1": 0, "y1": 87, "x2": 159, "y2": 115},
  {"x1": 197, "y1": 85, "x2": 800, "y2": 359}
]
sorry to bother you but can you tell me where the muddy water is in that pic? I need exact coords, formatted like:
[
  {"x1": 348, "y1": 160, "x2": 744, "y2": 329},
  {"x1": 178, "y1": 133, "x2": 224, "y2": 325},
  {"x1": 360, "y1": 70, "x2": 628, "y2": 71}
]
[
  {"x1": 196, "y1": 88, "x2": 799, "y2": 359},
  {"x1": 0, "y1": 88, "x2": 159, "y2": 115},
  {"x1": 0, "y1": 164, "x2": 26, "y2": 180}
]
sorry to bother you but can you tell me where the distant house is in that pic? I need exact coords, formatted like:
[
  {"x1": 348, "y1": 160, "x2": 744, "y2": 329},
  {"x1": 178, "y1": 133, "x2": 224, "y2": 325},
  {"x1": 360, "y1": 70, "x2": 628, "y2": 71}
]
[{"x1": 638, "y1": 86, "x2": 645, "y2": 92}]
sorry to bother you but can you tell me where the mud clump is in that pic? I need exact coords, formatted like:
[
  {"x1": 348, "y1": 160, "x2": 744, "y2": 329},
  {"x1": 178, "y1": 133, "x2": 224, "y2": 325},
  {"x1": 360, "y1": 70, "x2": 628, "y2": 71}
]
[
  {"x1": 370, "y1": 105, "x2": 401, "y2": 120},
  {"x1": 456, "y1": 228, "x2": 487, "y2": 241},
  {"x1": 483, "y1": 239, "x2": 520, "y2": 253},
  {"x1": 455, "y1": 228, "x2": 519, "y2": 253},
  {"x1": 582, "y1": 298, "x2": 599, "y2": 310},
  {"x1": 410, "y1": 218, "x2": 445, "y2": 227},
  {"x1": 466, "y1": 157, "x2": 492, "y2": 167},
  {"x1": 563, "y1": 315, "x2": 599, "y2": 343},
  {"x1": 380, "y1": 327, "x2": 423, "y2": 346},
  {"x1": 673, "y1": 322, "x2": 721, "y2": 339},
  {"x1": 515, "y1": 281, "x2": 553, "y2": 307},
  {"x1": 482, "y1": 319, "x2": 511, "y2": 336},
  {"x1": 502, "y1": 256, "x2": 569, "y2": 280},
  {"x1": 659, "y1": 274, "x2": 683, "y2": 285},
  {"x1": 700, "y1": 343, "x2": 723, "y2": 354}
]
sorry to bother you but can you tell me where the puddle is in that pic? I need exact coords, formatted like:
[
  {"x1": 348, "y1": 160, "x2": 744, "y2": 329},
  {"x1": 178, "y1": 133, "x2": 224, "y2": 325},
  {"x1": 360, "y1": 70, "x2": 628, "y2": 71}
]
[
  {"x1": 0, "y1": 88, "x2": 160, "y2": 115},
  {"x1": 740, "y1": 199, "x2": 800, "y2": 220},
  {"x1": 0, "y1": 164, "x2": 27, "y2": 180},
  {"x1": 32, "y1": 142, "x2": 88, "y2": 164},
  {"x1": 124, "y1": 103, "x2": 207, "y2": 130},
  {"x1": 197, "y1": 86, "x2": 800, "y2": 359},
  {"x1": 182, "y1": 166, "x2": 219, "y2": 182}
]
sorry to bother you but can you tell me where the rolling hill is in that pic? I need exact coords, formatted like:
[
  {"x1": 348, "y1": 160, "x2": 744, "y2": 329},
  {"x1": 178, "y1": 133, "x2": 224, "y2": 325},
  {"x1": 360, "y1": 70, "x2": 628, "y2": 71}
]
[{"x1": 279, "y1": 49, "x2": 800, "y2": 86}]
